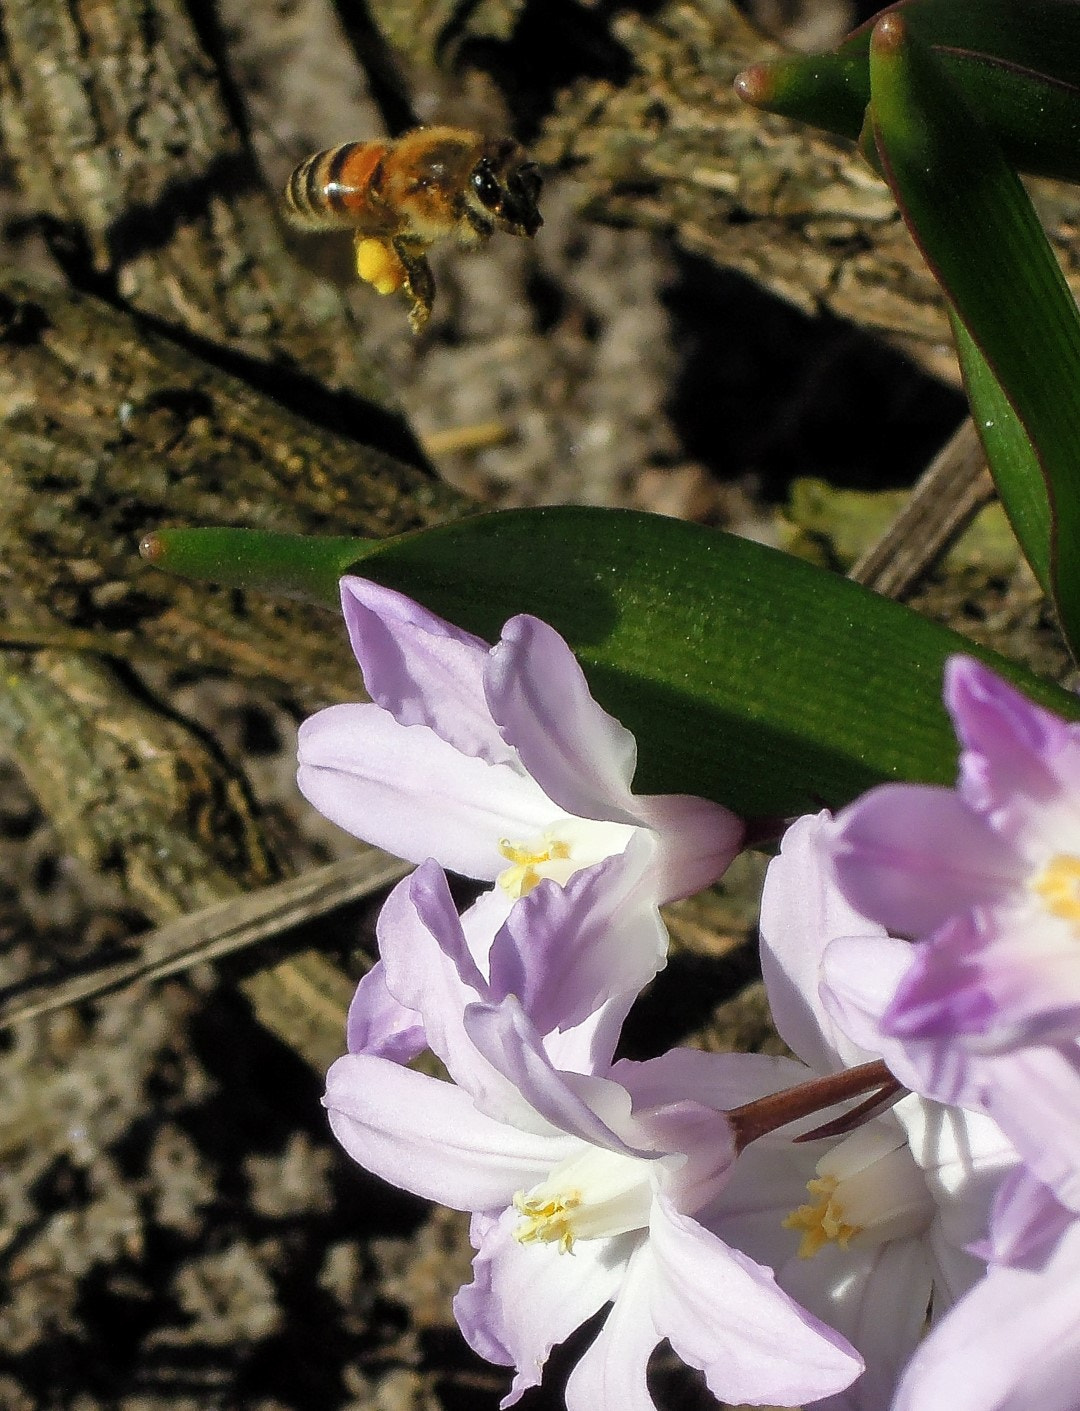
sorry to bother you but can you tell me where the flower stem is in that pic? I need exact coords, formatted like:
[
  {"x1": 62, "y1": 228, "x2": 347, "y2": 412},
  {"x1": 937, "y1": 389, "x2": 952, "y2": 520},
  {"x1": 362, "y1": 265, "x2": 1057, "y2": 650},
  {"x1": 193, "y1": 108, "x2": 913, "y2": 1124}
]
[{"x1": 727, "y1": 1060, "x2": 902, "y2": 1151}]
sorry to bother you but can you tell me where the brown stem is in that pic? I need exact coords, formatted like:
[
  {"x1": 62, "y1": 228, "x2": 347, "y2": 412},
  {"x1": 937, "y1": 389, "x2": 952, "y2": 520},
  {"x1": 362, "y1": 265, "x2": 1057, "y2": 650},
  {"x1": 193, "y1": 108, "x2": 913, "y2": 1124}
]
[{"x1": 727, "y1": 1060, "x2": 898, "y2": 1151}]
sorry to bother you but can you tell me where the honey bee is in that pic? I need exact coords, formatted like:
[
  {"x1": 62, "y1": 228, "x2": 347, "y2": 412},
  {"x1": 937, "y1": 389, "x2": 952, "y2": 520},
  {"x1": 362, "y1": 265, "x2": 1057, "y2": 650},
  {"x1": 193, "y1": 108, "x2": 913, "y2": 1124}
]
[{"x1": 283, "y1": 126, "x2": 543, "y2": 333}]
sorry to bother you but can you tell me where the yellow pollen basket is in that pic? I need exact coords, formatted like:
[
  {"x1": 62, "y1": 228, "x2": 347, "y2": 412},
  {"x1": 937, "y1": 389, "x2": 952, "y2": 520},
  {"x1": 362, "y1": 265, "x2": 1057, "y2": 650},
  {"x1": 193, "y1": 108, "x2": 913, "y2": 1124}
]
[
  {"x1": 512, "y1": 1189, "x2": 582, "y2": 1255},
  {"x1": 782, "y1": 1175, "x2": 861, "y2": 1259},
  {"x1": 1032, "y1": 854, "x2": 1080, "y2": 925},
  {"x1": 497, "y1": 834, "x2": 572, "y2": 900},
  {"x1": 355, "y1": 238, "x2": 405, "y2": 295}
]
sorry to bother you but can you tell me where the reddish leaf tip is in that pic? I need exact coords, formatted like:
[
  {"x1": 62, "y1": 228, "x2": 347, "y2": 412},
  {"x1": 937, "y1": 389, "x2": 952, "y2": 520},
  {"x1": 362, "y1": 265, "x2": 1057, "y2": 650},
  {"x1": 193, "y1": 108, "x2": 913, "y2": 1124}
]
[
  {"x1": 733, "y1": 65, "x2": 774, "y2": 107},
  {"x1": 139, "y1": 532, "x2": 164, "y2": 562},
  {"x1": 871, "y1": 11, "x2": 907, "y2": 56}
]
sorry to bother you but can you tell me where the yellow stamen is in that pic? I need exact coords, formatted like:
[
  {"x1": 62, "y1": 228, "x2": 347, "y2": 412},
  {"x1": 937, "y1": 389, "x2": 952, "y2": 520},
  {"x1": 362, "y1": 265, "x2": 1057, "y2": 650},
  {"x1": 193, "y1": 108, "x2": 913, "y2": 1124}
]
[
  {"x1": 1032, "y1": 854, "x2": 1080, "y2": 924},
  {"x1": 512, "y1": 1189, "x2": 582, "y2": 1254},
  {"x1": 782, "y1": 1175, "x2": 861, "y2": 1259},
  {"x1": 497, "y1": 834, "x2": 572, "y2": 900}
]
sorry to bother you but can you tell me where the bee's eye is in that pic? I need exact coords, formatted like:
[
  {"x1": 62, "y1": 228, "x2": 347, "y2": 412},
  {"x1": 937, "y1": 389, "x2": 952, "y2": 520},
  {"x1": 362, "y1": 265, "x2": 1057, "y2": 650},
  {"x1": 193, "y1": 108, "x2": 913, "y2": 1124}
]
[{"x1": 471, "y1": 162, "x2": 503, "y2": 211}]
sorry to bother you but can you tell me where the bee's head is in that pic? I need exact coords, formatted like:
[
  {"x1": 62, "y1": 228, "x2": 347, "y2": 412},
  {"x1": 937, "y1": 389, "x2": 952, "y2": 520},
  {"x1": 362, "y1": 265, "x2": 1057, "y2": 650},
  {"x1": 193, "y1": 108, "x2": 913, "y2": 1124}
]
[{"x1": 470, "y1": 140, "x2": 543, "y2": 237}]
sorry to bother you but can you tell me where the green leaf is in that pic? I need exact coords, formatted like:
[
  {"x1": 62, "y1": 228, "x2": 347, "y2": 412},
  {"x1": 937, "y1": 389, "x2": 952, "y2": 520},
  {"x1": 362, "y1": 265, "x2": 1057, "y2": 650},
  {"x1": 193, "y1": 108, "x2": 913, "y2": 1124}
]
[
  {"x1": 141, "y1": 528, "x2": 373, "y2": 604},
  {"x1": 736, "y1": 0, "x2": 1080, "y2": 184},
  {"x1": 143, "y1": 509, "x2": 1080, "y2": 819},
  {"x1": 868, "y1": 14, "x2": 1080, "y2": 656},
  {"x1": 950, "y1": 312, "x2": 1051, "y2": 594}
]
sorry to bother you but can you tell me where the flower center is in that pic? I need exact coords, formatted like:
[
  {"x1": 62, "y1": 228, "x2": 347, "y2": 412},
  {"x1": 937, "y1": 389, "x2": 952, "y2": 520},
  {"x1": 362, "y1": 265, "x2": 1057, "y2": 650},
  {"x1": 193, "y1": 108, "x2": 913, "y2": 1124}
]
[
  {"x1": 782, "y1": 1123, "x2": 934, "y2": 1260},
  {"x1": 497, "y1": 831, "x2": 573, "y2": 900},
  {"x1": 783, "y1": 1174, "x2": 858, "y2": 1258},
  {"x1": 512, "y1": 1190, "x2": 582, "y2": 1254},
  {"x1": 510, "y1": 1147, "x2": 655, "y2": 1254},
  {"x1": 1031, "y1": 853, "x2": 1080, "y2": 925},
  {"x1": 495, "y1": 818, "x2": 636, "y2": 900}
]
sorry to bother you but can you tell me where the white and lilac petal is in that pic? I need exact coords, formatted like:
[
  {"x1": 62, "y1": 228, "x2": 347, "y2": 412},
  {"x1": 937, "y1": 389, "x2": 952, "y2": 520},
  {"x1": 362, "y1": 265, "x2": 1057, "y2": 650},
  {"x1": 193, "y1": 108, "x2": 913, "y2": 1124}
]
[
  {"x1": 761, "y1": 812, "x2": 884, "y2": 1073},
  {"x1": 297, "y1": 703, "x2": 554, "y2": 877},
  {"x1": 458, "y1": 885, "x2": 517, "y2": 974},
  {"x1": 487, "y1": 838, "x2": 665, "y2": 1035},
  {"x1": 339, "y1": 577, "x2": 512, "y2": 764},
  {"x1": 539, "y1": 989, "x2": 636, "y2": 1078},
  {"x1": 981, "y1": 1168, "x2": 1072, "y2": 1265},
  {"x1": 378, "y1": 862, "x2": 487, "y2": 1002},
  {"x1": 779, "y1": 1236, "x2": 930, "y2": 1411},
  {"x1": 485, "y1": 615, "x2": 641, "y2": 823},
  {"x1": 978, "y1": 1043, "x2": 1080, "y2": 1213},
  {"x1": 627, "y1": 791, "x2": 744, "y2": 902},
  {"x1": 893, "y1": 1216, "x2": 1080, "y2": 1411},
  {"x1": 344, "y1": 961, "x2": 425, "y2": 1061},
  {"x1": 375, "y1": 864, "x2": 497, "y2": 1082},
  {"x1": 945, "y1": 656, "x2": 1080, "y2": 845},
  {"x1": 376, "y1": 867, "x2": 556, "y2": 1129},
  {"x1": 454, "y1": 1204, "x2": 627, "y2": 1407},
  {"x1": 324, "y1": 1054, "x2": 574, "y2": 1209},
  {"x1": 648, "y1": 1194, "x2": 863, "y2": 1406},
  {"x1": 925, "y1": 1220, "x2": 986, "y2": 1309},
  {"x1": 463, "y1": 998, "x2": 650, "y2": 1156},
  {"x1": 885, "y1": 909, "x2": 1080, "y2": 1051},
  {"x1": 614, "y1": 1045, "x2": 808, "y2": 1116},
  {"x1": 563, "y1": 1246, "x2": 660, "y2": 1411},
  {"x1": 828, "y1": 784, "x2": 1022, "y2": 936},
  {"x1": 820, "y1": 934, "x2": 979, "y2": 1104},
  {"x1": 892, "y1": 1097, "x2": 1015, "y2": 1253},
  {"x1": 701, "y1": 1131, "x2": 822, "y2": 1272}
]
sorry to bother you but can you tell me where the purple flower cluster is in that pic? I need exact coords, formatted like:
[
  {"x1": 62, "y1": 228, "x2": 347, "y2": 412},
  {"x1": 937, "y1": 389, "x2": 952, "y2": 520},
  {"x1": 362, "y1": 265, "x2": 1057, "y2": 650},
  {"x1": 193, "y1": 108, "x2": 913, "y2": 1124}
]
[
  {"x1": 826, "y1": 658, "x2": 1080, "y2": 1408},
  {"x1": 297, "y1": 580, "x2": 1065, "y2": 1411}
]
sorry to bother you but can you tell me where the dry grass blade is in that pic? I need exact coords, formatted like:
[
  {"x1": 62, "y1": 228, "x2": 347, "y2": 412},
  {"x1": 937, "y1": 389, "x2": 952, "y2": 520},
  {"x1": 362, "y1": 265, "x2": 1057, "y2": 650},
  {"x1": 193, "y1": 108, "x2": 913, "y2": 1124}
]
[
  {"x1": 849, "y1": 417, "x2": 994, "y2": 597},
  {"x1": 0, "y1": 848, "x2": 411, "y2": 1030}
]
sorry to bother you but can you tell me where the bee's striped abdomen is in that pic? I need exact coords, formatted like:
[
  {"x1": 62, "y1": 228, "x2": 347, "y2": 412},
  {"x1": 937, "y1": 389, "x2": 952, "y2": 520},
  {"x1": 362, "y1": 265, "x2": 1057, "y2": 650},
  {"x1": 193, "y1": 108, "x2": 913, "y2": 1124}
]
[{"x1": 283, "y1": 142, "x2": 387, "y2": 230}]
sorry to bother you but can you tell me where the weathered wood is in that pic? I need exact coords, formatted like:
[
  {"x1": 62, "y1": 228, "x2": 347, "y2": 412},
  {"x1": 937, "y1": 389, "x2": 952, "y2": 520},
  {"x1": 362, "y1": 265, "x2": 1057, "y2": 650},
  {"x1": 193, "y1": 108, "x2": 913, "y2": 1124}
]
[
  {"x1": 0, "y1": 634, "x2": 356, "y2": 1072},
  {"x1": 0, "y1": 274, "x2": 464, "y2": 708},
  {"x1": 0, "y1": 0, "x2": 470, "y2": 1072},
  {"x1": 0, "y1": 0, "x2": 420, "y2": 430},
  {"x1": 850, "y1": 419, "x2": 994, "y2": 598},
  {"x1": 0, "y1": 852, "x2": 413, "y2": 1033},
  {"x1": 364, "y1": 0, "x2": 526, "y2": 70}
]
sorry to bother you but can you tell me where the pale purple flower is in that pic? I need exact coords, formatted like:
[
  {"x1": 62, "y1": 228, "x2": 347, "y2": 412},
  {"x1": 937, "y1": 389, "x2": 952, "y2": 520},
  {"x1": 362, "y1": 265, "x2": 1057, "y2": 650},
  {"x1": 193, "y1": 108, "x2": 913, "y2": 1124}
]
[
  {"x1": 299, "y1": 577, "x2": 742, "y2": 903},
  {"x1": 324, "y1": 856, "x2": 863, "y2": 1410},
  {"x1": 709, "y1": 814, "x2": 1016, "y2": 1411},
  {"x1": 826, "y1": 656, "x2": 1080, "y2": 1208},
  {"x1": 299, "y1": 577, "x2": 744, "y2": 1057},
  {"x1": 891, "y1": 1170, "x2": 1080, "y2": 1411}
]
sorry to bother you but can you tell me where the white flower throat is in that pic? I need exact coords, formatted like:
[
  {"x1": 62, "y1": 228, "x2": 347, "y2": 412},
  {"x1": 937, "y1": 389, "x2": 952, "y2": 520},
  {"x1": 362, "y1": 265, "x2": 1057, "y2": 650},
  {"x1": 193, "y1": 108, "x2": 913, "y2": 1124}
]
[
  {"x1": 511, "y1": 1146, "x2": 656, "y2": 1254},
  {"x1": 497, "y1": 818, "x2": 637, "y2": 900},
  {"x1": 783, "y1": 1123, "x2": 935, "y2": 1260}
]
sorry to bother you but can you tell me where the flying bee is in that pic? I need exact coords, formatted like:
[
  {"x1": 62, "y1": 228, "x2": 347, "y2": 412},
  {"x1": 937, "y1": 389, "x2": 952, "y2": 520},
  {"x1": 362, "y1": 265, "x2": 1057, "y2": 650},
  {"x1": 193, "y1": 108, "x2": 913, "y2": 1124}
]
[{"x1": 283, "y1": 126, "x2": 543, "y2": 333}]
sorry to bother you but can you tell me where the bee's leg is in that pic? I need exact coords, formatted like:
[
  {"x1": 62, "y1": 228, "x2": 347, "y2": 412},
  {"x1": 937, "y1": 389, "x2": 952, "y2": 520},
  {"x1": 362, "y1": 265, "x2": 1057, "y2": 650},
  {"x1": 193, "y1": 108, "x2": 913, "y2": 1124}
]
[{"x1": 391, "y1": 237, "x2": 436, "y2": 334}]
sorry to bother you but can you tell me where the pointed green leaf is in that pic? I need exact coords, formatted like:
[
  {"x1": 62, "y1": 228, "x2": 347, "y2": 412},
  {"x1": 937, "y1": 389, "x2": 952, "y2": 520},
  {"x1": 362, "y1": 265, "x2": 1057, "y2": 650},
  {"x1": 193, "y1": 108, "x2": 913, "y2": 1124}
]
[
  {"x1": 143, "y1": 509, "x2": 1080, "y2": 818},
  {"x1": 141, "y1": 528, "x2": 371, "y2": 605},
  {"x1": 737, "y1": 0, "x2": 1080, "y2": 184},
  {"x1": 950, "y1": 312, "x2": 1051, "y2": 594},
  {"x1": 868, "y1": 14, "x2": 1080, "y2": 656}
]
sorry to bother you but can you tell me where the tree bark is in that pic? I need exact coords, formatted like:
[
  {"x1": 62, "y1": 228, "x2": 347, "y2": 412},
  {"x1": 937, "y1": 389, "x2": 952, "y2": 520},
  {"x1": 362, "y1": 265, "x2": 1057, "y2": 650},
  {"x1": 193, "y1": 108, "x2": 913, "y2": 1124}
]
[
  {"x1": 0, "y1": 0, "x2": 470, "y2": 1072},
  {"x1": 0, "y1": 273, "x2": 463, "y2": 707}
]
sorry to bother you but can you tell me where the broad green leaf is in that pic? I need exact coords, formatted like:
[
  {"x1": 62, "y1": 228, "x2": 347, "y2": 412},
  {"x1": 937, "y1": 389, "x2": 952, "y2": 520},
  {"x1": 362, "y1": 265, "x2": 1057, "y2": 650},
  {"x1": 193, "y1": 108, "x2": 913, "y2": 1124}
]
[
  {"x1": 737, "y1": 0, "x2": 1080, "y2": 184},
  {"x1": 143, "y1": 509, "x2": 1080, "y2": 819},
  {"x1": 868, "y1": 15, "x2": 1080, "y2": 656}
]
